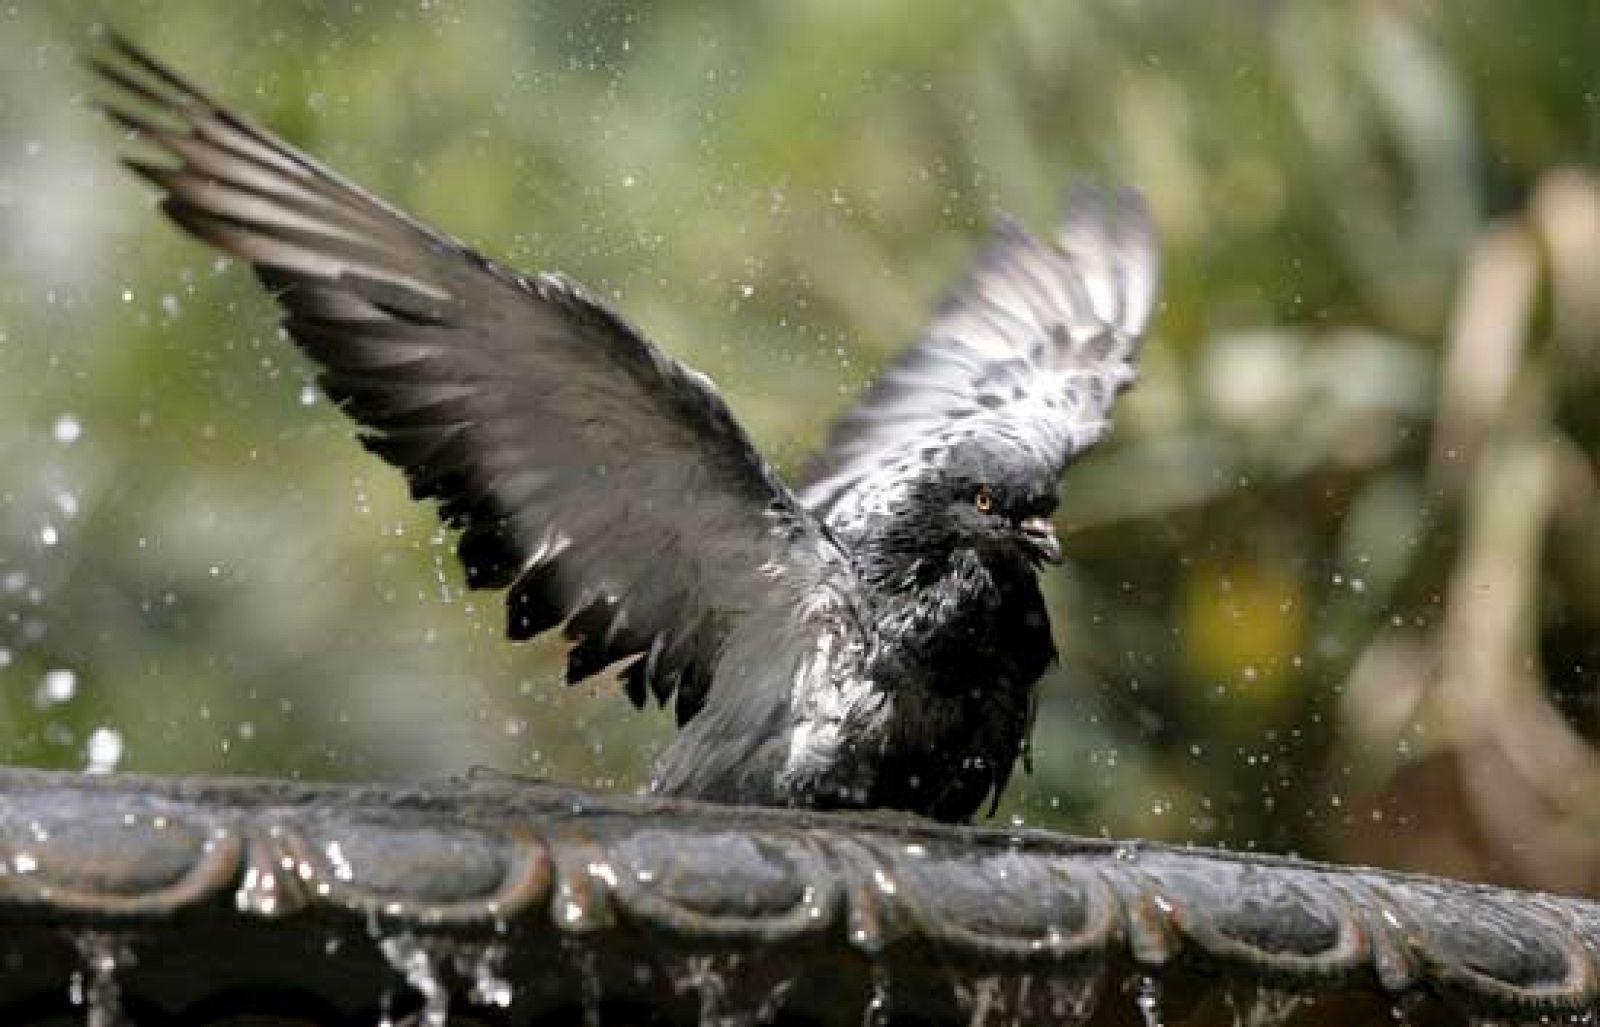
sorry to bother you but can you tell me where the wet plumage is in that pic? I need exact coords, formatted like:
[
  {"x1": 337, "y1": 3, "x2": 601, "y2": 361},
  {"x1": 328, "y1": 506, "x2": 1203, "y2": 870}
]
[{"x1": 91, "y1": 36, "x2": 1159, "y2": 822}]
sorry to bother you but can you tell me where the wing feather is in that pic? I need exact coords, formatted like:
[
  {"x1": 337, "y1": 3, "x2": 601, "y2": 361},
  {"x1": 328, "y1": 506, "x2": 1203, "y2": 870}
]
[
  {"x1": 93, "y1": 34, "x2": 850, "y2": 725},
  {"x1": 802, "y1": 188, "x2": 1160, "y2": 522}
]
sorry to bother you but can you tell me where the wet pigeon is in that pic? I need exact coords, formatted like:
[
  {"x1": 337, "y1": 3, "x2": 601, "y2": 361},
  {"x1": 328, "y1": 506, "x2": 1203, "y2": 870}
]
[{"x1": 92, "y1": 36, "x2": 1159, "y2": 822}]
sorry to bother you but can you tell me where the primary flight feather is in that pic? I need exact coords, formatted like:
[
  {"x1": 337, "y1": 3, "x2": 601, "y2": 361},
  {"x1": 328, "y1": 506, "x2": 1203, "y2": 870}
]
[{"x1": 91, "y1": 35, "x2": 1159, "y2": 822}]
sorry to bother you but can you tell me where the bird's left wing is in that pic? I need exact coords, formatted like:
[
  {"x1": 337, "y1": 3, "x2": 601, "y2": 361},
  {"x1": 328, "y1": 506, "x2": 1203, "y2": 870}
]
[
  {"x1": 91, "y1": 35, "x2": 854, "y2": 726},
  {"x1": 801, "y1": 189, "x2": 1159, "y2": 522}
]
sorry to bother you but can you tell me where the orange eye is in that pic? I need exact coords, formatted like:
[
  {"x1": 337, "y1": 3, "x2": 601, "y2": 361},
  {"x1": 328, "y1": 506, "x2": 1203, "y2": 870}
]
[{"x1": 974, "y1": 487, "x2": 994, "y2": 513}]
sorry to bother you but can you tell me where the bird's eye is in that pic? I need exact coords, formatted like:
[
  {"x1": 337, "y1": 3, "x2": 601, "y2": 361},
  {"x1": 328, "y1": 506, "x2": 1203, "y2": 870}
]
[{"x1": 974, "y1": 487, "x2": 994, "y2": 513}]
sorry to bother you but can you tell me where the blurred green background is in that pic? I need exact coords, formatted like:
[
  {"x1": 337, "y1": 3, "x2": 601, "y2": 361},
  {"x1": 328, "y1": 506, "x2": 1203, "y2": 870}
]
[{"x1": 1, "y1": 1, "x2": 1596, "y2": 893}]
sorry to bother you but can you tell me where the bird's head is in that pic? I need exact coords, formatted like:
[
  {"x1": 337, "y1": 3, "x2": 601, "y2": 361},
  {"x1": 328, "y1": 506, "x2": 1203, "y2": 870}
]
[{"x1": 931, "y1": 439, "x2": 1062, "y2": 568}]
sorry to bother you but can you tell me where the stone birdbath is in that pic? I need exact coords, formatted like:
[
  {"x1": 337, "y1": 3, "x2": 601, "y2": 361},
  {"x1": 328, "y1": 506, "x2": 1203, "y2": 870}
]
[{"x1": 0, "y1": 767, "x2": 1594, "y2": 1025}]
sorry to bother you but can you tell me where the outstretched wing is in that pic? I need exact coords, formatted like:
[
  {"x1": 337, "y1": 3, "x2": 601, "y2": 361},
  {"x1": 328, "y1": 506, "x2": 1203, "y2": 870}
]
[
  {"x1": 92, "y1": 35, "x2": 850, "y2": 725},
  {"x1": 801, "y1": 188, "x2": 1159, "y2": 522}
]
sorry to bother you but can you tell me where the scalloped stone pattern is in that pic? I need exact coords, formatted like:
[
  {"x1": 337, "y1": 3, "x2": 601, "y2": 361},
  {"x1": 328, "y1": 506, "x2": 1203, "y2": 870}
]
[{"x1": 0, "y1": 769, "x2": 1596, "y2": 1025}]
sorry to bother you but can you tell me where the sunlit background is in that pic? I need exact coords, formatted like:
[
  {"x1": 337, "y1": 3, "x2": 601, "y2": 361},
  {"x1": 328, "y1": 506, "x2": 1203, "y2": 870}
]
[{"x1": 1, "y1": 2, "x2": 1596, "y2": 894}]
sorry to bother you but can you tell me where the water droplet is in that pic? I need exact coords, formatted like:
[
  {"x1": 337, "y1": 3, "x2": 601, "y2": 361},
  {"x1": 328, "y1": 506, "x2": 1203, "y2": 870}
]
[
  {"x1": 85, "y1": 728, "x2": 123, "y2": 775},
  {"x1": 565, "y1": 940, "x2": 602, "y2": 1027},
  {"x1": 234, "y1": 863, "x2": 282, "y2": 915},
  {"x1": 1225, "y1": 984, "x2": 1304, "y2": 1026},
  {"x1": 1046, "y1": 969, "x2": 1105, "y2": 1025},
  {"x1": 324, "y1": 839, "x2": 355, "y2": 882},
  {"x1": 378, "y1": 934, "x2": 450, "y2": 1027},
  {"x1": 73, "y1": 933, "x2": 132, "y2": 1027},
  {"x1": 34, "y1": 668, "x2": 77, "y2": 708},
  {"x1": 52, "y1": 414, "x2": 81, "y2": 443},
  {"x1": 862, "y1": 962, "x2": 892, "y2": 1026},
  {"x1": 467, "y1": 945, "x2": 514, "y2": 1009},
  {"x1": 1133, "y1": 974, "x2": 1162, "y2": 1027},
  {"x1": 663, "y1": 950, "x2": 793, "y2": 1024}
]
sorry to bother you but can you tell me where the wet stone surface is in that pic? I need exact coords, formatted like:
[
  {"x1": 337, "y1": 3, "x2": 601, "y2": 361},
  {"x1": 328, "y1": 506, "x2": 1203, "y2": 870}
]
[{"x1": 1, "y1": 768, "x2": 1598, "y2": 1025}]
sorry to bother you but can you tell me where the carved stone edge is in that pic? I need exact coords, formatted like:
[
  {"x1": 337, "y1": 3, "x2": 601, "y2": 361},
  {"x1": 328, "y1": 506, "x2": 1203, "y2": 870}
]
[{"x1": 1, "y1": 768, "x2": 1595, "y2": 1018}]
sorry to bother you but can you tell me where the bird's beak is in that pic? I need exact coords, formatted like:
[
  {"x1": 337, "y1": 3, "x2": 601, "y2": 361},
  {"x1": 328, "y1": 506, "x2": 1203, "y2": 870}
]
[{"x1": 1018, "y1": 516, "x2": 1062, "y2": 565}]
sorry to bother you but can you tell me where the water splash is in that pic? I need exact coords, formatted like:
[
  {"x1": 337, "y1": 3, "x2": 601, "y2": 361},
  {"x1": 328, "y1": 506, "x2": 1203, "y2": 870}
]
[
  {"x1": 84, "y1": 727, "x2": 124, "y2": 774},
  {"x1": 564, "y1": 938, "x2": 603, "y2": 1027},
  {"x1": 376, "y1": 936, "x2": 516, "y2": 1023},
  {"x1": 378, "y1": 933, "x2": 449, "y2": 1027},
  {"x1": 1131, "y1": 972, "x2": 1163, "y2": 1027},
  {"x1": 672, "y1": 952, "x2": 735, "y2": 1025},
  {"x1": 234, "y1": 860, "x2": 281, "y2": 915},
  {"x1": 1225, "y1": 984, "x2": 1305, "y2": 1027},
  {"x1": 1046, "y1": 969, "x2": 1105, "y2": 1027},
  {"x1": 1389, "y1": 991, "x2": 1431, "y2": 1025},
  {"x1": 464, "y1": 943, "x2": 513, "y2": 1010},
  {"x1": 949, "y1": 969, "x2": 1104, "y2": 1027},
  {"x1": 72, "y1": 932, "x2": 133, "y2": 1027},
  {"x1": 951, "y1": 972, "x2": 1009, "y2": 1025},
  {"x1": 664, "y1": 951, "x2": 794, "y2": 1026},
  {"x1": 861, "y1": 961, "x2": 892, "y2": 1027},
  {"x1": 552, "y1": 858, "x2": 608, "y2": 931}
]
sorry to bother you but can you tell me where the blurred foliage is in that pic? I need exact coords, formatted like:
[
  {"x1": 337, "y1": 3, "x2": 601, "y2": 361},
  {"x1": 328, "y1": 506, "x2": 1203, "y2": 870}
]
[{"x1": 0, "y1": 1, "x2": 1595, "y2": 891}]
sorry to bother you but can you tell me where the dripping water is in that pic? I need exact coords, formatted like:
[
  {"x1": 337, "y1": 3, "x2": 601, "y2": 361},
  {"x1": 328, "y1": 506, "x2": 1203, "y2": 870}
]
[
  {"x1": 1225, "y1": 984, "x2": 1305, "y2": 1027},
  {"x1": 71, "y1": 933, "x2": 132, "y2": 1027},
  {"x1": 377, "y1": 934, "x2": 449, "y2": 1027},
  {"x1": 1131, "y1": 972, "x2": 1163, "y2": 1027},
  {"x1": 861, "y1": 961, "x2": 892, "y2": 1027}
]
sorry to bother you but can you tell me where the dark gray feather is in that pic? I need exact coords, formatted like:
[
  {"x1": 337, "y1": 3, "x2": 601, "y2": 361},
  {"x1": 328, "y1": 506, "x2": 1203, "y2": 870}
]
[{"x1": 92, "y1": 33, "x2": 852, "y2": 726}]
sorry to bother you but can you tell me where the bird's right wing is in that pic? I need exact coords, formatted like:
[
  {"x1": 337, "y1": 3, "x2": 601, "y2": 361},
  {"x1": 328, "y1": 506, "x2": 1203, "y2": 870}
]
[{"x1": 91, "y1": 35, "x2": 857, "y2": 726}]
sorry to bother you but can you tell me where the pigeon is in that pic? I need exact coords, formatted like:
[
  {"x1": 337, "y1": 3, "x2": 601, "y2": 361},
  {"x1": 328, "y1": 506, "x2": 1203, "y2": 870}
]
[{"x1": 90, "y1": 35, "x2": 1159, "y2": 822}]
